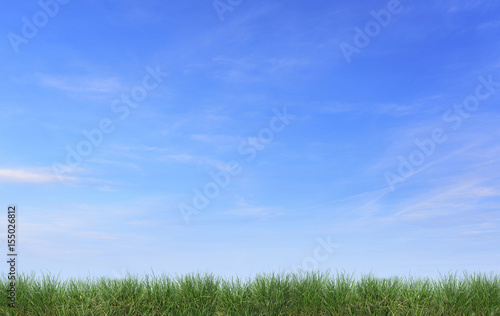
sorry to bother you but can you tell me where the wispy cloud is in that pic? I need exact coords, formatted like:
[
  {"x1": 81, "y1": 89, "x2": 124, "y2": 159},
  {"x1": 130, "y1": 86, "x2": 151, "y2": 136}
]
[
  {"x1": 191, "y1": 134, "x2": 239, "y2": 143},
  {"x1": 110, "y1": 145, "x2": 171, "y2": 152},
  {"x1": 162, "y1": 154, "x2": 226, "y2": 170},
  {"x1": 18, "y1": 162, "x2": 129, "y2": 190},
  {"x1": 190, "y1": 134, "x2": 243, "y2": 150},
  {"x1": 225, "y1": 195, "x2": 284, "y2": 218},
  {"x1": 0, "y1": 168, "x2": 75, "y2": 184},
  {"x1": 127, "y1": 220, "x2": 168, "y2": 227},
  {"x1": 315, "y1": 95, "x2": 448, "y2": 117},
  {"x1": 212, "y1": 55, "x2": 311, "y2": 84},
  {"x1": 37, "y1": 74, "x2": 123, "y2": 94},
  {"x1": 392, "y1": 177, "x2": 500, "y2": 220},
  {"x1": 226, "y1": 206, "x2": 274, "y2": 217},
  {"x1": 164, "y1": 154, "x2": 194, "y2": 163},
  {"x1": 87, "y1": 158, "x2": 142, "y2": 171}
]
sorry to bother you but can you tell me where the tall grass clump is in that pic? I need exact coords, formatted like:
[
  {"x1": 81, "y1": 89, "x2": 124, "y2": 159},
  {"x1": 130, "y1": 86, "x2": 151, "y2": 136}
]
[{"x1": 1, "y1": 269, "x2": 499, "y2": 315}]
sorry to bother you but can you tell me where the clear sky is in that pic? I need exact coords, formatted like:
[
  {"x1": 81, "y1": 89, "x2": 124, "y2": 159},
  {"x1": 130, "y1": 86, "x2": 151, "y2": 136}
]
[{"x1": 1, "y1": 0, "x2": 500, "y2": 283}]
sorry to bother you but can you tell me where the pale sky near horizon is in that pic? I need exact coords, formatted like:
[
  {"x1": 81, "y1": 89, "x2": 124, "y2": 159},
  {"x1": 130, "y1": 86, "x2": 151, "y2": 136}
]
[{"x1": 1, "y1": 0, "x2": 500, "y2": 283}]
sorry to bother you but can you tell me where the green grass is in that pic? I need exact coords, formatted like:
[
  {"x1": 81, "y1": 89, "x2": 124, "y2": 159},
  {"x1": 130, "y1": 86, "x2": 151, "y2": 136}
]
[{"x1": 1, "y1": 270, "x2": 499, "y2": 315}]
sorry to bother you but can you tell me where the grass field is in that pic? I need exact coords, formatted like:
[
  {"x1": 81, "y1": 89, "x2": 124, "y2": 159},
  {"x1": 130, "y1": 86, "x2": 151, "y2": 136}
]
[{"x1": 1, "y1": 270, "x2": 499, "y2": 315}]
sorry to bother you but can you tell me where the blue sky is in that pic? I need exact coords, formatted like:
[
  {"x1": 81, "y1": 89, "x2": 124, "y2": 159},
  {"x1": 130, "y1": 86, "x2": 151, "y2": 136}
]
[{"x1": 1, "y1": 0, "x2": 500, "y2": 283}]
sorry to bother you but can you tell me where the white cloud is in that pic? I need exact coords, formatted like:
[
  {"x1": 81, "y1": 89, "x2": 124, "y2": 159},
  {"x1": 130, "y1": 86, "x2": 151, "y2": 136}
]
[
  {"x1": 110, "y1": 145, "x2": 170, "y2": 152},
  {"x1": 0, "y1": 168, "x2": 75, "y2": 184},
  {"x1": 192, "y1": 134, "x2": 226, "y2": 142},
  {"x1": 128, "y1": 220, "x2": 163, "y2": 227},
  {"x1": 191, "y1": 134, "x2": 241, "y2": 145},
  {"x1": 38, "y1": 74, "x2": 123, "y2": 94},
  {"x1": 226, "y1": 206, "x2": 270, "y2": 216},
  {"x1": 225, "y1": 195, "x2": 284, "y2": 218},
  {"x1": 164, "y1": 154, "x2": 194, "y2": 163},
  {"x1": 162, "y1": 154, "x2": 227, "y2": 170},
  {"x1": 392, "y1": 177, "x2": 500, "y2": 220}
]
